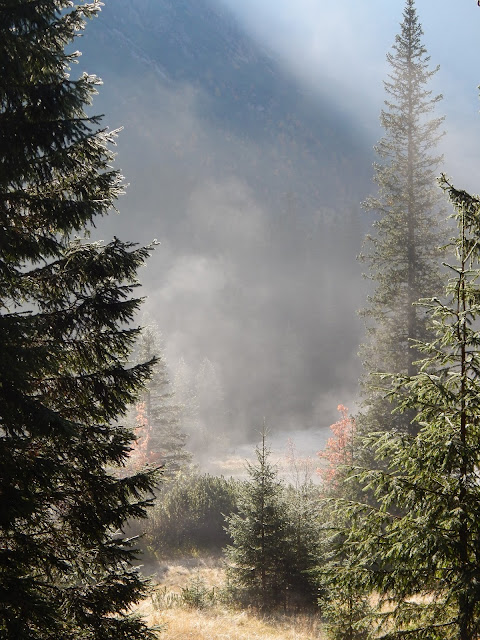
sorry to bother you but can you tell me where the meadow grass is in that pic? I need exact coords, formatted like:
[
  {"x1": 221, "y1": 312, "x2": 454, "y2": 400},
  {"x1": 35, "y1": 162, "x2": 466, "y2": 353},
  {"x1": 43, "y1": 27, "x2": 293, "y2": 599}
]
[{"x1": 136, "y1": 557, "x2": 325, "y2": 639}]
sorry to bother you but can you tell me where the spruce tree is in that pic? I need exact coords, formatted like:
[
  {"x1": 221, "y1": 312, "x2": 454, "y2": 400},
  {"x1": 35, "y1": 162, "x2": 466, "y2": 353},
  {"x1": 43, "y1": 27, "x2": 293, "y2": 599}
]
[
  {"x1": 360, "y1": 0, "x2": 445, "y2": 436},
  {"x1": 224, "y1": 430, "x2": 292, "y2": 610},
  {"x1": 0, "y1": 2, "x2": 158, "y2": 638},
  {"x1": 331, "y1": 177, "x2": 480, "y2": 640},
  {"x1": 225, "y1": 430, "x2": 320, "y2": 611}
]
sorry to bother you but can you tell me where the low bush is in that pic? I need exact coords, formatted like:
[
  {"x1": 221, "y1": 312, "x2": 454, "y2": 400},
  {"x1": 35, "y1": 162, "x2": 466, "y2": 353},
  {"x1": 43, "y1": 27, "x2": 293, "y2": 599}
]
[{"x1": 143, "y1": 471, "x2": 239, "y2": 556}]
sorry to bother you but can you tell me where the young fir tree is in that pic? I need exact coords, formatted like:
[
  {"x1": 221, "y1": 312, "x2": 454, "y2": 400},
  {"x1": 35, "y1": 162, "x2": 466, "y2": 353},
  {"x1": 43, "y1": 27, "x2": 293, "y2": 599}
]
[
  {"x1": 0, "y1": 3, "x2": 158, "y2": 638},
  {"x1": 225, "y1": 430, "x2": 320, "y2": 611},
  {"x1": 360, "y1": 0, "x2": 445, "y2": 437},
  {"x1": 135, "y1": 325, "x2": 192, "y2": 475},
  {"x1": 330, "y1": 177, "x2": 480, "y2": 640},
  {"x1": 224, "y1": 430, "x2": 292, "y2": 611}
]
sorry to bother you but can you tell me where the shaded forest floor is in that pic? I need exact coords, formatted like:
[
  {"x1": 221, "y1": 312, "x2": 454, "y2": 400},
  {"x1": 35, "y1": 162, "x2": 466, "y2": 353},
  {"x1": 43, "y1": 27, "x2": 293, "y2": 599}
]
[{"x1": 136, "y1": 557, "x2": 325, "y2": 639}]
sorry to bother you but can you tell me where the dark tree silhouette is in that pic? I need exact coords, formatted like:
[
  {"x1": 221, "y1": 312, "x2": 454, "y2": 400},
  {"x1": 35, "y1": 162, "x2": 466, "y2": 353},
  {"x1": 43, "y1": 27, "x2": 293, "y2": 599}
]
[{"x1": 0, "y1": 2, "x2": 158, "y2": 638}]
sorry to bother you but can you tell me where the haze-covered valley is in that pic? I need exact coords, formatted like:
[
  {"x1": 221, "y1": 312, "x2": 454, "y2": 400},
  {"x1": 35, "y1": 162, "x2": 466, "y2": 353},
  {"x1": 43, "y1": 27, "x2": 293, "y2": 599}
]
[{"x1": 76, "y1": 0, "x2": 480, "y2": 469}]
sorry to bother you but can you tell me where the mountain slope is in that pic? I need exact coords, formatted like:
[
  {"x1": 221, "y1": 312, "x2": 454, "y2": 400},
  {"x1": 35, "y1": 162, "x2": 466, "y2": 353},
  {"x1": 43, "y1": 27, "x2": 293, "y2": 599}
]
[{"x1": 79, "y1": 0, "x2": 372, "y2": 451}]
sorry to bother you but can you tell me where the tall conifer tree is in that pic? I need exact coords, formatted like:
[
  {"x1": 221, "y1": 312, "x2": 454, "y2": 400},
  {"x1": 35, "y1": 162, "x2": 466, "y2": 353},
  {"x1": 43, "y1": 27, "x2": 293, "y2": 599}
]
[
  {"x1": 0, "y1": 2, "x2": 158, "y2": 638},
  {"x1": 331, "y1": 176, "x2": 480, "y2": 640},
  {"x1": 360, "y1": 0, "x2": 445, "y2": 436}
]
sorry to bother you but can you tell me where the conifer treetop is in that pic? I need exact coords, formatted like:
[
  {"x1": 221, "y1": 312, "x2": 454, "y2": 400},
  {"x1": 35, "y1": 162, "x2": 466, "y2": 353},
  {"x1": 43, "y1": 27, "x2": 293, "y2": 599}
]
[{"x1": 359, "y1": 0, "x2": 446, "y2": 437}]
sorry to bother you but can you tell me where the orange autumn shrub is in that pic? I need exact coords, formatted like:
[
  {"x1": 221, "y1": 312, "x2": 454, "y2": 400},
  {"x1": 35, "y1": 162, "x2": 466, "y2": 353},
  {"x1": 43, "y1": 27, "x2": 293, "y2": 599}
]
[{"x1": 317, "y1": 405, "x2": 355, "y2": 489}]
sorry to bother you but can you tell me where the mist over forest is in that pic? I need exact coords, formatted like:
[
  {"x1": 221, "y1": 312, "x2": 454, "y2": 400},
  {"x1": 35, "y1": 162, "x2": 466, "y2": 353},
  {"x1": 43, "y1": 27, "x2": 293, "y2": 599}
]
[
  {"x1": 77, "y1": 0, "x2": 479, "y2": 461},
  {"x1": 5, "y1": 1, "x2": 480, "y2": 637}
]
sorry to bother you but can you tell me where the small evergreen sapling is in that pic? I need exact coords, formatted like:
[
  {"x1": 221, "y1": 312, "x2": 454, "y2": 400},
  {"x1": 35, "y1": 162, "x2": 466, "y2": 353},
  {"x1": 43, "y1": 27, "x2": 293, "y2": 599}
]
[
  {"x1": 224, "y1": 430, "x2": 291, "y2": 610},
  {"x1": 225, "y1": 430, "x2": 321, "y2": 611}
]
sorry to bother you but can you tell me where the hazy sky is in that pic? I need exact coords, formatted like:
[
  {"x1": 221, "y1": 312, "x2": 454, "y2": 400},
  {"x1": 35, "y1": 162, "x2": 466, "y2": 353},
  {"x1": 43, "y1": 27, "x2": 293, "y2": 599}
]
[
  {"x1": 219, "y1": 0, "x2": 480, "y2": 188},
  {"x1": 217, "y1": 0, "x2": 478, "y2": 100},
  {"x1": 85, "y1": 0, "x2": 480, "y2": 469}
]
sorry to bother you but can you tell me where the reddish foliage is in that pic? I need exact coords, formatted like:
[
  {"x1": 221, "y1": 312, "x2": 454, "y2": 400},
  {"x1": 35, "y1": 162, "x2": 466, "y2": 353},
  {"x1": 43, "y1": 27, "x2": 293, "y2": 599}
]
[
  {"x1": 126, "y1": 402, "x2": 162, "y2": 471},
  {"x1": 317, "y1": 404, "x2": 355, "y2": 487}
]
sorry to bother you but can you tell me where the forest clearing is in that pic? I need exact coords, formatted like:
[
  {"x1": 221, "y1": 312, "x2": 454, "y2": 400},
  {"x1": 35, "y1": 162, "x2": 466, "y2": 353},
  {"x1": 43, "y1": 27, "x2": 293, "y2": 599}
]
[{"x1": 136, "y1": 561, "x2": 325, "y2": 640}]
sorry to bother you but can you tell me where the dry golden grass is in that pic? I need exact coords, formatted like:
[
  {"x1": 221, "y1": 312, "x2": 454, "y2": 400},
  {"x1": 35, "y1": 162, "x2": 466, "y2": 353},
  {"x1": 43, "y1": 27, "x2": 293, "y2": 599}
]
[
  {"x1": 135, "y1": 558, "x2": 325, "y2": 640},
  {"x1": 154, "y1": 557, "x2": 224, "y2": 592},
  {"x1": 144, "y1": 605, "x2": 324, "y2": 640}
]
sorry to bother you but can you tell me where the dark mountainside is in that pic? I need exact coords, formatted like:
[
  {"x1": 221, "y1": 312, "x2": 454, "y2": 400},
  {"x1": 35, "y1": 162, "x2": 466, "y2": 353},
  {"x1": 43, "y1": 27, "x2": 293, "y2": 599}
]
[{"x1": 79, "y1": 0, "x2": 373, "y2": 452}]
